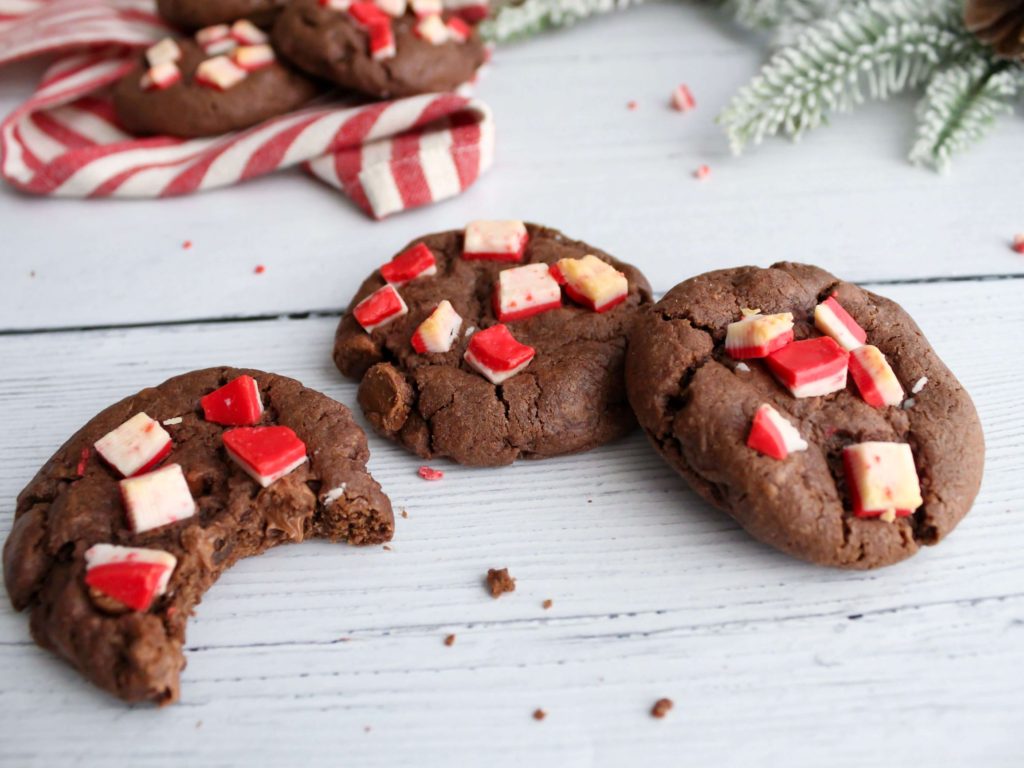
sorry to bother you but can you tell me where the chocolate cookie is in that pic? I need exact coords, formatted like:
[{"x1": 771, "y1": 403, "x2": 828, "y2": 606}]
[
  {"x1": 626, "y1": 263, "x2": 984, "y2": 569},
  {"x1": 272, "y1": 0, "x2": 486, "y2": 99},
  {"x1": 333, "y1": 222, "x2": 653, "y2": 466},
  {"x1": 113, "y1": 34, "x2": 318, "y2": 138},
  {"x1": 3, "y1": 367, "x2": 394, "y2": 704},
  {"x1": 157, "y1": 0, "x2": 287, "y2": 30}
]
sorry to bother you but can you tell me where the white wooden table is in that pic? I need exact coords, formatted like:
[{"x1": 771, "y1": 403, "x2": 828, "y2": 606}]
[{"x1": 1, "y1": 3, "x2": 1022, "y2": 765}]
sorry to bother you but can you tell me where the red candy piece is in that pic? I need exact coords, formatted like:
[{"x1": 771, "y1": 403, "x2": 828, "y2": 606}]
[
  {"x1": 671, "y1": 84, "x2": 695, "y2": 112},
  {"x1": 766, "y1": 337, "x2": 849, "y2": 398},
  {"x1": 446, "y1": 16, "x2": 471, "y2": 42},
  {"x1": 76, "y1": 447, "x2": 90, "y2": 477},
  {"x1": 1013, "y1": 234, "x2": 1024, "y2": 254},
  {"x1": 814, "y1": 295, "x2": 866, "y2": 351},
  {"x1": 353, "y1": 284, "x2": 409, "y2": 333},
  {"x1": 493, "y1": 263, "x2": 562, "y2": 322},
  {"x1": 85, "y1": 561, "x2": 170, "y2": 612},
  {"x1": 223, "y1": 426, "x2": 307, "y2": 488},
  {"x1": 464, "y1": 324, "x2": 535, "y2": 384},
  {"x1": 380, "y1": 242, "x2": 437, "y2": 286},
  {"x1": 418, "y1": 466, "x2": 444, "y2": 481},
  {"x1": 349, "y1": 2, "x2": 390, "y2": 25},
  {"x1": 746, "y1": 404, "x2": 807, "y2": 461},
  {"x1": 201, "y1": 374, "x2": 264, "y2": 426},
  {"x1": 369, "y1": 21, "x2": 395, "y2": 60}
]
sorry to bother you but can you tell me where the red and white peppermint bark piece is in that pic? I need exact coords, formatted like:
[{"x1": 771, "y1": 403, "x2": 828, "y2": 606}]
[
  {"x1": 445, "y1": 0, "x2": 488, "y2": 22},
  {"x1": 85, "y1": 544, "x2": 176, "y2": 612},
  {"x1": 195, "y1": 56, "x2": 248, "y2": 91},
  {"x1": 146, "y1": 38, "x2": 182, "y2": 67},
  {"x1": 493, "y1": 263, "x2": 561, "y2": 322},
  {"x1": 411, "y1": 0, "x2": 442, "y2": 17},
  {"x1": 196, "y1": 24, "x2": 236, "y2": 55},
  {"x1": 349, "y1": 1, "x2": 391, "y2": 25},
  {"x1": 843, "y1": 442, "x2": 923, "y2": 521},
  {"x1": 232, "y1": 44, "x2": 276, "y2": 72},
  {"x1": 746, "y1": 404, "x2": 808, "y2": 460},
  {"x1": 223, "y1": 426, "x2": 308, "y2": 488},
  {"x1": 201, "y1": 374, "x2": 264, "y2": 426},
  {"x1": 120, "y1": 463, "x2": 196, "y2": 533},
  {"x1": 848, "y1": 345, "x2": 904, "y2": 408},
  {"x1": 353, "y1": 284, "x2": 409, "y2": 332},
  {"x1": 463, "y1": 220, "x2": 529, "y2": 262},
  {"x1": 369, "y1": 21, "x2": 396, "y2": 59},
  {"x1": 725, "y1": 311, "x2": 794, "y2": 359},
  {"x1": 374, "y1": 0, "x2": 407, "y2": 16},
  {"x1": 415, "y1": 14, "x2": 449, "y2": 44},
  {"x1": 230, "y1": 19, "x2": 269, "y2": 45},
  {"x1": 766, "y1": 336, "x2": 849, "y2": 398},
  {"x1": 671, "y1": 83, "x2": 695, "y2": 112},
  {"x1": 1013, "y1": 234, "x2": 1024, "y2": 254},
  {"x1": 814, "y1": 295, "x2": 866, "y2": 351},
  {"x1": 320, "y1": 0, "x2": 352, "y2": 9},
  {"x1": 412, "y1": 300, "x2": 463, "y2": 354},
  {"x1": 464, "y1": 324, "x2": 536, "y2": 384},
  {"x1": 446, "y1": 16, "x2": 471, "y2": 42},
  {"x1": 549, "y1": 254, "x2": 628, "y2": 313},
  {"x1": 380, "y1": 242, "x2": 437, "y2": 286},
  {"x1": 95, "y1": 412, "x2": 172, "y2": 478},
  {"x1": 140, "y1": 62, "x2": 181, "y2": 91}
]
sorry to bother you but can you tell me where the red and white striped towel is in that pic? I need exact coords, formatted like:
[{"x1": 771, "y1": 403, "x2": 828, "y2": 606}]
[{"x1": 0, "y1": 0, "x2": 495, "y2": 218}]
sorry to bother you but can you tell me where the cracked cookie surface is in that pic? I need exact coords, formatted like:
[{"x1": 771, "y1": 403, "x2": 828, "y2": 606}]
[
  {"x1": 625, "y1": 263, "x2": 984, "y2": 569},
  {"x1": 333, "y1": 224, "x2": 653, "y2": 466},
  {"x1": 3, "y1": 367, "x2": 394, "y2": 704}
]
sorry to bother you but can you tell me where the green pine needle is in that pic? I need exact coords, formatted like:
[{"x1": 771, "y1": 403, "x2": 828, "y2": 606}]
[{"x1": 479, "y1": 0, "x2": 644, "y2": 44}]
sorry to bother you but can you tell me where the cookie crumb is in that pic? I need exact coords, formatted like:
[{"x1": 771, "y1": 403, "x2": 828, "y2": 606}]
[
  {"x1": 364, "y1": 726, "x2": 372, "y2": 733},
  {"x1": 401, "y1": 509, "x2": 409, "y2": 518},
  {"x1": 444, "y1": 634, "x2": 456, "y2": 646},
  {"x1": 29, "y1": 270, "x2": 36, "y2": 278},
  {"x1": 533, "y1": 708, "x2": 546, "y2": 721},
  {"x1": 195, "y1": 720, "x2": 202, "y2": 729},
  {"x1": 651, "y1": 698, "x2": 674, "y2": 719},
  {"x1": 694, "y1": 165, "x2": 711, "y2": 181},
  {"x1": 1012, "y1": 234, "x2": 1024, "y2": 254},
  {"x1": 418, "y1": 466, "x2": 444, "y2": 481},
  {"x1": 382, "y1": 544, "x2": 393, "y2": 552},
  {"x1": 486, "y1": 568, "x2": 516, "y2": 598},
  {"x1": 254, "y1": 264, "x2": 266, "y2": 274},
  {"x1": 542, "y1": 599, "x2": 553, "y2": 610}
]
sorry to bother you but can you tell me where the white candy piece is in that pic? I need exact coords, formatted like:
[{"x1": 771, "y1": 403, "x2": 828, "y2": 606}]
[
  {"x1": 415, "y1": 14, "x2": 449, "y2": 44},
  {"x1": 230, "y1": 19, "x2": 269, "y2": 45},
  {"x1": 323, "y1": 484, "x2": 348, "y2": 504},
  {"x1": 119, "y1": 463, "x2": 196, "y2": 534},
  {"x1": 162, "y1": 416, "x2": 183, "y2": 426},
  {"x1": 912, "y1": 376, "x2": 928, "y2": 394},
  {"x1": 844, "y1": 442, "x2": 923, "y2": 518},
  {"x1": 411, "y1": 0, "x2": 442, "y2": 17},
  {"x1": 146, "y1": 38, "x2": 182, "y2": 67},
  {"x1": 196, "y1": 56, "x2": 248, "y2": 91},
  {"x1": 196, "y1": 24, "x2": 231, "y2": 46},
  {"x1": 464, "y1": 220, "x2": 528, "y2": 260},
  {"x1": 85, "y1": 544, "x2": 177, "y2": 595},
  {"x1": 233, "y1": 44, "x2": 276, "y2": 71},
  {"x1": 495, "y1": 263, "x2": 561, "y2": 321},
  {"x1": 140, "y1": 61, "x2": 181, "y2": 91},
  {"x1": 204, "y1": 37, "x2": 238, "y2": 55},
  {"x1": 374, "y1": 0, "x2": 407, "y2": 16},
  {"x1": 94, "y1": 412, "x2": 171, "y2": 477},
  {"x1": 412, "y1": 300, "x2": 463, "y2": 354},
  {"x1": 321, "y1": 0, "x2": 352, "y2": 9}
]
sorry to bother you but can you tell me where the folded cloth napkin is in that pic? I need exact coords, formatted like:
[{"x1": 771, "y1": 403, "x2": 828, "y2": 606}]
[{"x1": 0, "y1": 0, "x2": 495, "y2": 218}]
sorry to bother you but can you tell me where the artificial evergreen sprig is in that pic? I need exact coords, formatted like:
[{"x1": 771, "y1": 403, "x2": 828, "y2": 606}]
[{"x1": 478, "y1": 0, "x2": 644, "y2": 44}]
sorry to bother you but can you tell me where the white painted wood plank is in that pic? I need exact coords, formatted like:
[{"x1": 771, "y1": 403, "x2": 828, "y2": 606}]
[
  {"x1": 2, "y1": 2, "x2": 1024, "y2": 331},
  {"x1": 0, "y1": 278, "x2": 1021, "y2": 765}
]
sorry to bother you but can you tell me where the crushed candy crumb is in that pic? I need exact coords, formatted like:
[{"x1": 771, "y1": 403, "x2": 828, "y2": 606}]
[
  {"x1": 911, "y1": 376, "x2": 927, "y2": 394},
  {"x1": 324, "y1": 484, "x2": 347, "y2": 503},
  {"x1": 254, "y1": 264, "x2": 266, "y2": 274},
  {"x1": 902, "y1": 398, "x2": 916, "y2": 410},
  {"x1": 1013, "y1": 234, "x2": 1024, "y2": 254},
  {"x1": 162, "y1": 416, "x2": 183, "y2": 426},
  {"x1": 627, "y1": 100, "x2": 638, "y2": 111},
  {"x1": 735, "y1": 362, "x2": 750, "y2": 373},
  {"x1": 694, "y1": 165, "x2": 711, "y2": 180},
  {"x1": 418, "y1": 466, "x2": 444, "y2": 481},
  {"x1": 182, "y1": 240, "x2": 193, "y2": 250},
  {"x1": 76, "y1": 447, "x2": 90, "y2": 476}
]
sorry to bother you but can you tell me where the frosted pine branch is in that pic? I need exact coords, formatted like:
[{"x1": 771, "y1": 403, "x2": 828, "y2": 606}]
[
  {"x1": 478, "y1": 0, "x2": 644, "y2": 43},
  {"x1": 719, "y1": 0, "x2": 981, "y2": 153},
  {"x1": 721, "y1": 0, "x2": 841, "y2": 31},
  {"x1": 910, "y1": 60, "x2": 1024, "y2": 171}
]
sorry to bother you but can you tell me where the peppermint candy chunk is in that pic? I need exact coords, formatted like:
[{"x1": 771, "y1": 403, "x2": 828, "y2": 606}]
[
  {"x1": 843, "y1": 442, "x2": 923, "y2": 521},
  {"x1": 146, "y1": 38, "x2": 182, "y2": 67},
  {"x1": 411, "y1": 0, "x2": 442, "y2": 17},
  {"x1": 464, "y1": 324, "x2": 535, "y2": 384},
  {"x1": 349, "y1": 2, "x2": 391, "y2": 25},
  {"x1": 120, "y1": 463, "x2": 196, "y2": 534},
  {"x1": 415, "y1": 14, "x2": 449, "y2": 44},
  {"x1": 94, "y1": 412, "x2": 172, "y2": 478},
  {"x1": 412, "y1": 300, "x2": 462, "y2": 354},
  {"x1": 232, "y1": 44, "x2": 276, "y2": 72},
  {"x1": 353, "y1": 284, "x2": 409, "y2": 332},
  {"x1": 380, "y1": 242, "x2": 437, "y2": 286},
  {"x1": 374, "y1": 0, "x2": 407, "y2": 16},
  {"x1": 746, "y1": 404, "x2": 808, "y2": 460},
  {"x1": 84, "y1": 544, "x2": 177, "y2": 612},
  {"x1": 140, "y1": 62, "x2": 181, "y2": 91},
  {"x1": 849, "y1": 345, "x2": 904, "y2": 408},
  {"x1": 195, "y1": 56, "x2": 248, "y2": 91},
  {"x1": 369, "y1": 21, "x2": 396, "y2": 60},
  {"x1": 765, "y1": 337, "x2": 849, "y2": 398},
  {"x1": 725, "y1": 312, "x2": 794, "y2": 359},
  {"x1": 671, "y1": 84, "x2": 695, "y2": 112},
  {"x1": 814, "y1": 296, "x2": 866, "y2": 351},
  {"x1": 493, "y1": 263, "x2": 561, "y2": 322},
  {"x1": 463, "y1": 220, "x2": 529, "y2": 262},
  {"x1": 320, "y1": 0, "x2": 352, "y2": 9},
  {"x1": 223, "y1": 426, "x2": 308, "y2": 488},
  {"x1": 196, "y1": 24, "x2": 236, "y2": 55},
  {"x1": 446, "y1": 16, "x2": 472, "y2": 43},
  {"x1": 230, "y1": 19, "x2": 269, "y2": 45},
  {"x1": 201, "y1": 374, "x2": 264, "y2": 426},
  {"x1": 445, "y1": 0, "x2": 488, "y2": 22},
  {"x1": 549, "y1": 254, "x2": 628, "y2": 313}
]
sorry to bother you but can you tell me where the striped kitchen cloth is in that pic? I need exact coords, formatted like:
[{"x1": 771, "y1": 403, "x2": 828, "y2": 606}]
[{"x1": 0, "y1": 0, "x2": 495, "y2": 218}]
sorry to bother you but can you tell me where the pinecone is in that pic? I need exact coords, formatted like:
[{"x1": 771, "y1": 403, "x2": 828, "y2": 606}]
[{"x1": 965, "y1": 0, "x2": 1024, "y2": 59}]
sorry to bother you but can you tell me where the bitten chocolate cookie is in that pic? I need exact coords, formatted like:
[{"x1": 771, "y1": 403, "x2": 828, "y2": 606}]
[
  {"x1": 626, "y1": 263, "x2": 984, "y2": 569},
  {"x1": 157, "y1": 0, "x2": 288, "y2": 30},
  {"x1": 272, "y1": 0, "x2": 486, "y2": 99},
  {"x1": 3, "y1": 367, "x2": 394, "y2": 704},
  {"x1": 333, "y1": 221, "x2": 653, "y2": 466},
  {"x1": 113, "y1": 29, "x2": 318, "y2": 138}
]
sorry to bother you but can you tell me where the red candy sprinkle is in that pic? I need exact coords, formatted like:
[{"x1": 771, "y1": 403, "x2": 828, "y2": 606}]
[
  {"x1": 695, "y1": 165, "x2": 710, "y2": 180},
  {"x1": 418, "y1": 466, "x2": 444, "y2": 481},
  {"x1": 627, "y1": 100, "x2": 638, "y2": 111},
  {"x1": 254, "y1": 264, "x2": 266, "y2": 274},
  {"x1": 1012, "y1": 234, "x2": 1024, "y2": 254},
  {"x1": 76, "y1": 447, "x2": 90, "y2": 477},
  {"x1": 182, "y1": 240, "x2": 193, "y2": 250}
]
